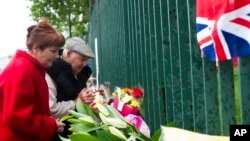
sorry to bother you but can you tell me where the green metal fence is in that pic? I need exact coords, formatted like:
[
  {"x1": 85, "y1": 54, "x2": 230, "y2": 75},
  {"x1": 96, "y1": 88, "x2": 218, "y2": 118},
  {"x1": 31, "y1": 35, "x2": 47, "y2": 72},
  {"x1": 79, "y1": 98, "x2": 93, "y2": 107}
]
[{"x1": 88, "y1": 0, "x2": 250, "y2": 136}]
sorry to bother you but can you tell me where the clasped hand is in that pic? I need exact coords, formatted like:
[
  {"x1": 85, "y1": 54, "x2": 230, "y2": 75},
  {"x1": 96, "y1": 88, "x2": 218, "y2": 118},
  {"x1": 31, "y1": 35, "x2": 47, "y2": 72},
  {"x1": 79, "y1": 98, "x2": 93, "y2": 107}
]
[{"x1": 79, "y1": 88, "x2": 95, "y2": 105}]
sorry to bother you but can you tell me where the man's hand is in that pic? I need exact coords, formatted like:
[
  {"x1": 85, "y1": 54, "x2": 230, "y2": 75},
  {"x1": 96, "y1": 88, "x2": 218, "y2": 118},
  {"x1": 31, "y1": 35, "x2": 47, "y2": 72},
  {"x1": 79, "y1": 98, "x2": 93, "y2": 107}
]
[{"x1": 79, "y1": 88, "x2": 95, "y2": 105}]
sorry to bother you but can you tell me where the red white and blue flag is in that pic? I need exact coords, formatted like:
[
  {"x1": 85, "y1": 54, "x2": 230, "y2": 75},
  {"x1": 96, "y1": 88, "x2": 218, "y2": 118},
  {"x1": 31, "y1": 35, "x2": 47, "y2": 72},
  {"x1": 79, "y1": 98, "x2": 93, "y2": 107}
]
[{"x1": 196, "y1": 0, "x2": 250, "y2": 62}]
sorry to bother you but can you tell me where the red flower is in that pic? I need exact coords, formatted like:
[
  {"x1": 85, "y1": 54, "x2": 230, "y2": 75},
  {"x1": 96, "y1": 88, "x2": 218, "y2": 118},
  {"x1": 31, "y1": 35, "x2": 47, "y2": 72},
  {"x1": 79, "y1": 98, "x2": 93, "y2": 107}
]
[
  {"x1": 132, "y1": 87, "x2": 144, "y2": 99},
  {"x1": 98, "y1": 89, "x2": 104, "y2": 95}
]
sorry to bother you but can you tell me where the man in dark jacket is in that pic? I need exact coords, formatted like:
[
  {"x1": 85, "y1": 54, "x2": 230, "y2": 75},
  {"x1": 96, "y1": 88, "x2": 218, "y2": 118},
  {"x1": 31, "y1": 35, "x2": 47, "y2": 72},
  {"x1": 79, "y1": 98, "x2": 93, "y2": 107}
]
[{"x1": 47, "y1": 37, "x2": 96, "y2": 140}]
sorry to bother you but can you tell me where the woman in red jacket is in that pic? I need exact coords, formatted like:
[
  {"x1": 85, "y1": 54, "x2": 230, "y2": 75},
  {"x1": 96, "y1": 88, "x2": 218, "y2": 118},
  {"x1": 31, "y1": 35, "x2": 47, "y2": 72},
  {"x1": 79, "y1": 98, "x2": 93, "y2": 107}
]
[{"x1": 0, "y1": 18, "x2": 65, "y2": 141}]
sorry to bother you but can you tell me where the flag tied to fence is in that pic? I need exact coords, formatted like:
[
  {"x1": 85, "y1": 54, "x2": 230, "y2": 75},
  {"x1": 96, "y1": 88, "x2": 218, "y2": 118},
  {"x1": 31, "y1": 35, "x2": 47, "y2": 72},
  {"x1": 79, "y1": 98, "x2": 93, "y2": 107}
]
[{"x1": 196, "y1": 0, "x2": 250, "y2": 62}]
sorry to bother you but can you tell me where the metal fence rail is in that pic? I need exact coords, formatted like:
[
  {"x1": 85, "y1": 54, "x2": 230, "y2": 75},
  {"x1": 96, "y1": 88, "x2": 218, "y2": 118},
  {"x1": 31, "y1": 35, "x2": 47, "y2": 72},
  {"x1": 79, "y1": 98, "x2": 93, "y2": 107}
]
[{"x1": 88, "y1": 0, "x2": 250, "y2": 136}]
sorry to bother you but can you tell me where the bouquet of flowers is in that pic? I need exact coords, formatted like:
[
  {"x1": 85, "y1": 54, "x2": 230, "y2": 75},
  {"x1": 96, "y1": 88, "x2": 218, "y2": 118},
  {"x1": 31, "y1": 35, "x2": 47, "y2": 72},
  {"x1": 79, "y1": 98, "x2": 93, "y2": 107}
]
[
  {"x1": 59, "y1": 83, "x2": 151, "y2": 141},
  {"x1": 110, "y1": 87, "x2": 150, "y2": 137},
  {"x1": 59, "y1": 98, "x2": 151, "y2": 141},
  {"x1": 111, "y1": 87, "x2": 144, "y2": 117}
]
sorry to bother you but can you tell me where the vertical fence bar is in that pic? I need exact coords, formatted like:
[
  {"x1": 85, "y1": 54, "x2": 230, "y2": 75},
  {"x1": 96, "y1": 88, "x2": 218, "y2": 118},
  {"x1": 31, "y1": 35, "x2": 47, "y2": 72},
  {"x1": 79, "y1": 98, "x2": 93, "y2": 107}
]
[
  {"x1": 186, "y1": 0, "x2": 197, "y2": 132},
  {"x1": 145, "y1": 0, "x2": 155, "y2": 131},
  {"x1": 122, "y1": 0, "x2": 129, "y2": 86},
  {"x1": 154, "y1": 0, "x2": 167, "y2": 126},
  {"x1": 117, "y1": 0, "x2": 124, "y2": 86},
  {"x1": 112, "y1": 0, "x2": 117, "y2": 84},
  {"x1": 151, "y1": 0, "x2": 162, "y2": 130},
  {"x1": 202, "y1": 61, "x2": 218, "y2": 134},
  {"x1": 126, "y1": 0, "x2": 133, "y2": 87},
  {"x1": 168, "y1": 0, "x2": 183, "y2": 128},
  {"x1": 239, "y1": 56, "x2": 250, "y2": 124},
  {"x1": 141, "y1": 0, "x2": 151, "y2": 125},
  {"x1": 137, "y1": 0, "x2": 143, "y2": 89},
  {"x1": 218, "y1": 61, "x2": 236, "y2": 135},
  {"x1": 177, "y1": 0, "x2": 193, "y2": 131},
  {"x1": 133, "y1": 0, "x2": 137, "y2": 86},
  {"x1": 163, "y1": 0, "x2": 174, "y2": 124},
  {"x1": 130, "y1": 0, "x2": 136, "y2": 86},
  {"x1": 121, "y1": 0, "x2": 126, "y2": 86},
  {"x1": 133, "y1": 0, "x2": 140, "y2": 86},
  {"x1": 98, "y1": 0, "x2": 106, "y2": 83},
  {"x1": 138, "y1": 0, "x2": 147, "y2": 122}
]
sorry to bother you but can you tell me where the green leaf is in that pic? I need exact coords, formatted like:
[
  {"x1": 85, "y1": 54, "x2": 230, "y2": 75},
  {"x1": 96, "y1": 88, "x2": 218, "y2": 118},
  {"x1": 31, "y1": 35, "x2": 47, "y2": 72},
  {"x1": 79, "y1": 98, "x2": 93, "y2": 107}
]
[
  {"x1": 128, "y1": 132, "x2": 151, "y2": 141},
  {"x1": 151, "y1": 122, "x2": 175, "y2": 141},
  {"x1": 105, "y1": 105, "x2": 119, "y2": 118},
  {"x1": 151, "y1": 127, "x2": 161, "y2": 141},
  {"x1": 60, "y1": 115, "x2": 73, "y2": 122},
  {"x1": 96, "y1": 130, "x2": 125, "y2": 141},
  {"x1": 105, "y1": 105, "x2": 128, "y2": 123},
  {"x1": 59, "y1": 135, "x2": 71, "y2": 141},
  {"x1": 68, "y1": 109, "x2": 95, "y2": 120},
  {"x1": 68, "y1": 133, "x2": 98, "y2": 141},
  {"x1": 76, "y1": 98, "x2": 95, "y2": 118},
  {"x1": 83, "y1": 104, "x2": 95, "y2": 118},
  {"x1": 76, "y1": 98, "x2": 85, "y2": 114},
  {"x1": 70, "y1": 123, "x2": 105, "y2": 133},
  {"x1": 67, "y1": 118, "x2": 81, "y2": 124}
]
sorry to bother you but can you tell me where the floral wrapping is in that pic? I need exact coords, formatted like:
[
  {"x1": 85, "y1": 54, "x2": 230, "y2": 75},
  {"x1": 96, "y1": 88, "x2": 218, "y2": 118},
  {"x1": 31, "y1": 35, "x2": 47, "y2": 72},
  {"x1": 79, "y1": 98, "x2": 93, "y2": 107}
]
[{"x1": 111, "y1": 98, "x2": 139, "y2": 116}]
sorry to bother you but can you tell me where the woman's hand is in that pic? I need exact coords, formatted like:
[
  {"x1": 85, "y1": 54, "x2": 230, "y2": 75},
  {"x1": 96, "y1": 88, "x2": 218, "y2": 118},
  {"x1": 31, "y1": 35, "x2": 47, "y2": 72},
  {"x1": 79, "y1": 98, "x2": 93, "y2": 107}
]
[{"x1": 55, "y1": 119, "x2": 65, "y2": 133}]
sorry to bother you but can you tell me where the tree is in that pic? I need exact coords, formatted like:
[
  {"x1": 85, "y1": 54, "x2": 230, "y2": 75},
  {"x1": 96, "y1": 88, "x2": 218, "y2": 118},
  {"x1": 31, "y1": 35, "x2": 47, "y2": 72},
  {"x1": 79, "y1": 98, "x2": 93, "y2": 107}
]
[{"x1": 29, "y1": 0, "x2": 89, "y2": 39}]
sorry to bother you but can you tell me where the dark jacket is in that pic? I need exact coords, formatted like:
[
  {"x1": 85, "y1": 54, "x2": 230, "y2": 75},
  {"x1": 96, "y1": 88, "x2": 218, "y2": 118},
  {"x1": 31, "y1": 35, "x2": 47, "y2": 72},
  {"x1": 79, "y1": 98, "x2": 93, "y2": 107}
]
[
  {"x1": 47, "y1": 58, "x2": 92, "y2": 141},
  {"x1": 47, "y1": 58, "x2": 92, "y2": 102}
]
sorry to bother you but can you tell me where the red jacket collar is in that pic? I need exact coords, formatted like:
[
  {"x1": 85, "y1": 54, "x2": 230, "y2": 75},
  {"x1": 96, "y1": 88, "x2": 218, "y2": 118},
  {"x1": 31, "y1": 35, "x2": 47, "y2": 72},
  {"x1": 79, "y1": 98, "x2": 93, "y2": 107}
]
[{"x1": 15, "y1": 50, "x2": 47, "y2": 72}]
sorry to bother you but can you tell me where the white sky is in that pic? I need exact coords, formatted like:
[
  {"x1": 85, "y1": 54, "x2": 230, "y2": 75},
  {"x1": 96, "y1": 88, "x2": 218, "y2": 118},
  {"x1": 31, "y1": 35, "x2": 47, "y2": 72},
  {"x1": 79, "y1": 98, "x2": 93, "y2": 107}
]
[{"x1": 0, "y1": 0, "x2": 35, "y2": 58}]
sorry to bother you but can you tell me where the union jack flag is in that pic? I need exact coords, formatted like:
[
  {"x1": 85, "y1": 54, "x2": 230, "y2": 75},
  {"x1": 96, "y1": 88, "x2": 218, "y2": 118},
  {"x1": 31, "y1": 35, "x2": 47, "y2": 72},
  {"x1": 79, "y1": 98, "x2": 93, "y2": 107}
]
[{"x1": 196, "y1": 0, "x2": 250, "y2": 62}]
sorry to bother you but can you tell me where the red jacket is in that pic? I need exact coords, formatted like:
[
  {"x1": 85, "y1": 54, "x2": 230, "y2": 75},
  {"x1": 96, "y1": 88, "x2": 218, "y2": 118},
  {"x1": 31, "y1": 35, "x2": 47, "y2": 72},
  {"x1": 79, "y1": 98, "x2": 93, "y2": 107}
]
[{"x1": 0, "y1": 50, "x2": 57, "y2": 141}]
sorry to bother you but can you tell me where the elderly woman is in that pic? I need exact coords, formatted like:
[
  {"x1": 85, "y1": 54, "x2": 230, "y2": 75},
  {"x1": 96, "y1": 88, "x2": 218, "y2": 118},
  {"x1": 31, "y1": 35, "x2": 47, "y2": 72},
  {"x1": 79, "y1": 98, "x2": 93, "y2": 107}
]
[{"x1": 0, "y1": 18, "x2": 65, "y2": 141}]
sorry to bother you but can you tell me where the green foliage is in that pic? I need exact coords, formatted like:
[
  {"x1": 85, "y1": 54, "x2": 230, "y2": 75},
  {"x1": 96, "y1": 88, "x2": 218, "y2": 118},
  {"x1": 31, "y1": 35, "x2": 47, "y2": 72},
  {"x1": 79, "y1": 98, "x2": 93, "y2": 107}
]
[
  {"x1": 29, "y1": 0, "x2": 89, "y2": 39},
  {"x1": 151, "y1": 127, "x2": 161, "y2": 141},
  {"x1": 76, "y1": 98, "x2": 95, "y2": 118},
  {"x1": 68, "y1": 133, "x2": 98, "y2": 141},
  {"x1": 60, "y1": 99, "x2": 179, "y2": 141},
  {"x1": 96, "y1": 130, "x2": 125, "y2": 141},
  {"x1": 69, "y1": 124, "x2": 105, "y2": 133},
  {"x1": 61, "y1": 100, "x2": 152, "y2": 141}
]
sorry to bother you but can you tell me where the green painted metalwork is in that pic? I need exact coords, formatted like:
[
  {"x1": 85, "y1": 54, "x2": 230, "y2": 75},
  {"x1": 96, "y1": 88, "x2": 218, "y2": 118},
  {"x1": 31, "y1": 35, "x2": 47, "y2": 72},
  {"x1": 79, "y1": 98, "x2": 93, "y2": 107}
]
[
  {"x1": 203, "y1": 60, "x2": 219, "y2": 134},
  {"x1": 161, "y1": 0, "x2": 174, "y2": 125},
  {"x1": 139, "y1": 0, "x2": 151, "y2": 126},
  {"x1": 168, "y1": 0, "x2": 183, "y2": 129},
  {"x1": 148, "y1": 0, "x2": 159, "y2": 132},
  {"x1": 153, "y1": 0, "x2": 166, "y2": 128},
  {"x1": 144, "y1": 0, "x2": 156, "y2": 131},
  {"x1": 88, "y1": 0, "x2": 248, "y2": 136},
  {"x1": 177, "y1": 0, "x2": 193, "y2": 131},
  {"x1": 239, "y1": 56, "x2": 250, "y2": 124},
  {"x1": 218, "y1": 61, "x2": 236, "y2": 135}
]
